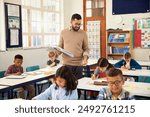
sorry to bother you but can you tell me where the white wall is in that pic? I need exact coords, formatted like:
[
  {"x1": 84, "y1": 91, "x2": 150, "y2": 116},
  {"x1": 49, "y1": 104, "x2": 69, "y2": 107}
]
[
  {"x1": 0, "y1": 48, "x2": 49, "y2": 71},
  {"x1": 0, "y1": 0, "x2": 52, "y2": 70},
  {"x1": 106, "y1": 0, "x2": 150, "y2": 61},
  {"x1": 106, "y1": 0, "x2": 150, "y2": 30},
  {"x1": 63, "y1": 0, "x2": 83, "y2": 28},
  {"x1": 64, "y1": 0, "x2": 150, "y2": 61},
  {"x1": 1, "y1": 0, "x2": 150, "y2": 71}
]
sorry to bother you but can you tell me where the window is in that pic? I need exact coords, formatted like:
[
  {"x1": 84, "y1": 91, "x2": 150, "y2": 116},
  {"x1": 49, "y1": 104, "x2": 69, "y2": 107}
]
[{"x1": 22, "y1": 0, "x2": 62, "y2": 48}]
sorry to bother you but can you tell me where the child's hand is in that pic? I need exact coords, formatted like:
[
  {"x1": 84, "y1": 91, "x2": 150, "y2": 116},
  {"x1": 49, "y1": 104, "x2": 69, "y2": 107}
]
[
  {"x1": 15, "y1": 72, "x2": 22, "y2": 75},
  {"x1": 50, "y1": 62, "x2": 56, "y2": 67},
  {"x1": 120, "y1": 67, "x2": 128, "y2": 71},
  {"x1": 91, "y1": 74, "x2": 96, "y2": 80},
  {"x1": 121, "y1": 66, "x2": 126, "y2": 69}
]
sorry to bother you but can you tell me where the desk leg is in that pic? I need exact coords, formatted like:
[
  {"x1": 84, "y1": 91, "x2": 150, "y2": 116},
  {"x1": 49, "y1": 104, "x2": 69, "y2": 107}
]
[
  {"x1": 10, "y1": 89, "x2": 13, "y2": 99},
  {"x1": 84, "y1": 90, "x2": 87, "y2": 100},
  {"x1": 1, "y1": 92, "x2": 4, "y2": 100},
  {"x1": 134, "y1": 76, "x2": 138, "y2": 82}
]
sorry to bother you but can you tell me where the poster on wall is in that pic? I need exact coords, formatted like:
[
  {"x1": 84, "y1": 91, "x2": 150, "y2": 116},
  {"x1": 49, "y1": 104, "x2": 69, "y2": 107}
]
[
  {"x1": 134, "y1": 19, "x2": 150, "y2": 48},
  {"x1": 10, "y1": 29, "x2": 19, "y2": 46},
  {"x1": 7, "y1": 4, "x2": 20, "y2": 28},
  {"x1": 8, "y1": 16, "x2": 20, "y2": 28},
  {"x1": 141, "y1": 29, "x2": 150, "y2": 48},
  {"x1": 5, "y1": 3, "x2": 22, "y2": 49},
  {"x1": 87, "y1": 20, "x2": 100, "y2": 59}
]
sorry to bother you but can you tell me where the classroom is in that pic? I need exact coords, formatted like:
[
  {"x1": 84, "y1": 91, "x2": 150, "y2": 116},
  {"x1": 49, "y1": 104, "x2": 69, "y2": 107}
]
[{"x1": 0, "y1": 0, "x2": 150, "y2": 100}]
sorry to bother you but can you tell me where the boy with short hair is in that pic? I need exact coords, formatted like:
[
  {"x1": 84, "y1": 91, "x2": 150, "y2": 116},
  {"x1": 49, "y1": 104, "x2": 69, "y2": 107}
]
[
  {"x1": 47, "y1": 50, "x2": 60, "y2": 67},
  {"x1": 114, "y1": 52, "x2": 141, "y2": 70},
  {"x1": 97, "y1": 68, "x2": 134, "y2": 100},
  {"x1": 5, "y1": 54, "x2": 35, "y2": 99}
]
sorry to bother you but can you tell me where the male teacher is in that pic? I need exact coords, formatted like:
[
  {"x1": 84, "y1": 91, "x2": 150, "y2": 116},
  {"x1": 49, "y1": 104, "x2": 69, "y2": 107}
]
[{"x1": 56, "y1": 13, "x2": 89, "y2": 79}]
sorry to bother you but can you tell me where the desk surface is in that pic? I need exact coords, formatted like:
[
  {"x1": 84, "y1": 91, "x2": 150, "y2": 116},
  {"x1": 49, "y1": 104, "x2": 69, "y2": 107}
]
[
  {"x1": 0, "y1": 85, "x2": 10, "y2": 92},
  {"x1": 122, "y1": 69, "x2": 150, "y2": 77},
  {"x1": 0, "y1": 66, "x2": 57, "y2": 87},
  {"x1": 78, "y1": 78, "x2": 150, "y2": 97},
  {"x1": 109, "y1": 60, "x2": 150, "y2": 67},
  {"x1": 0, "y1": 85, "x2": 9, "y2": 89},
  {"x1": 87, "y1": 59, "x2": 150, "y2": 77},
  {"x1": 87, "y1": 59, "x2": 150, "y2": 67}
]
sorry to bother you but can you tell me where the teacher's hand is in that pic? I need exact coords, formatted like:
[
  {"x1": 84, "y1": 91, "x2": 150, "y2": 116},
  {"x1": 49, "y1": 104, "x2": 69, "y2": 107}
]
[{"x1": 82, "y1": 58, "x2": 88, "y2": 66}]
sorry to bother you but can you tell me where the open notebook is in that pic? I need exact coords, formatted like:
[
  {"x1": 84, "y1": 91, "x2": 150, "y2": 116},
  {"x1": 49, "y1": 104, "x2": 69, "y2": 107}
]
[{"x1": 5, "y1": 75, "x2": 26, "y2": 79}]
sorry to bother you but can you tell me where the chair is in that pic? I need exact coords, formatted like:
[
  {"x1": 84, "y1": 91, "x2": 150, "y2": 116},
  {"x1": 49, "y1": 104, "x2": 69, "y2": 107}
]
[
  {"x1": 26, "y1": 65, "x2": 49, "y2": 94},
  {"x1": 138, "y1": 76, "x2": 150, "y2": 83},
  {"x1": 0, "y1": 71, "x2": 5, "y2": 78},
  {"x1": 0, "y1": 71, "x2": 9, "y2": 99},
  {"x1": 82, "y1": 65, "x2": 94, "y2": 77},
  {"x1": 26, "y1": 65, "x2": 40, "y2": 72}
]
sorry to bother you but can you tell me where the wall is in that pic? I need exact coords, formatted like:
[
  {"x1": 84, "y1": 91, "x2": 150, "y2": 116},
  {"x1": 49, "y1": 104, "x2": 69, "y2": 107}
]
[
  {"x1": 0, "y1": 48, "x2": 49, "y2": 70},
  {"x1": 106, "y1": 0, "x2": 150, "y2": 61},
  {"x1": 0, "y1": 0, "x2": 6, "y2": 51},
  {"x1": 0, "y1": 0, "x2": 58, "y2": 70},
  {"x1": 63, "y1": 0, "x2": 150, "y2": 61},
  {"x1": 106, "y1": 0, "x2": 150, "y2": 30},
  {"x1": 1, "y1": 0, "x2": 150, "y2": 71},
  {"x1": 63, "y1": 0, "x2": 83, "y2": 28}
]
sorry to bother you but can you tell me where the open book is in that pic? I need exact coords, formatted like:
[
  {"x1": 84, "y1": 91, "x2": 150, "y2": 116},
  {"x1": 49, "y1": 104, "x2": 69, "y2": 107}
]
[{"x1": 50, "y1": 46, "x2": 74, "y2": 57}]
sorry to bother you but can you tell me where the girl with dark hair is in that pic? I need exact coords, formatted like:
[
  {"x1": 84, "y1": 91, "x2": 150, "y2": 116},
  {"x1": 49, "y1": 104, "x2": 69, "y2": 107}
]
[
  {"x1": 33, "y1": 66, "x2": 78, "y2": 100},
  {"x1": 91, "y1": 57, "x2": 114, "y2": 80}
]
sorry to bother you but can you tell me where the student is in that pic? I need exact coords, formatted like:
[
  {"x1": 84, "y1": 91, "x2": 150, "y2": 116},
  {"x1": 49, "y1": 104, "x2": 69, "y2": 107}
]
[
  {"x1": 33, "y1": 66, "x2": 78, "y2": 100},
  {"x1": 114, "y1": 52, "x2": 141, "y2": 70},
  {"x1": 4, "y1": 54, "x2": 35, "y2": 99},
  {"x1": 91, "y1": 57, "x2": 114, "y2": 80},
  {"x1": 97, "y1": 68, "x2": 134, "y2": 100},
  {"x1": 47, "y1": 50, "x2": 60, "y2": 67}
]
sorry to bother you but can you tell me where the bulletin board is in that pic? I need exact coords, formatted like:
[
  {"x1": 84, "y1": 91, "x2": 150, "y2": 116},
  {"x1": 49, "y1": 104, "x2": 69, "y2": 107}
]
[
  {"x1": 112, "y1": 0, "x2": 150, "y2": 15},
  {"x1": 133, "y1": 18, "x2": 150, "y2": 48},
  {"x1": 4, "y1": 3, "x2": 22, "y2": 49}
]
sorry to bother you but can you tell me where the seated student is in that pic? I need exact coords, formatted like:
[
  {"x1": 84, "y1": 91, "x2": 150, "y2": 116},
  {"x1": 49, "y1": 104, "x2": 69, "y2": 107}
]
[
  {"x1": 114, "y1": 52, "x2": 141, "y2": 70},
  {"x1": 47, "y1": 50, "x2": 60, "y2": 67},
  {"x1": 33, "y1": 66, "x2": 78, "y2": 100},
  {"x1": 4, "y1": 54, "x2": 35, "y2": 99},
  {"x1": 91, "y1": 57, "x2": 114, "y2": 80},
  {"x1": 97, "y1": 68, "x2": 134, "y2": 100}
]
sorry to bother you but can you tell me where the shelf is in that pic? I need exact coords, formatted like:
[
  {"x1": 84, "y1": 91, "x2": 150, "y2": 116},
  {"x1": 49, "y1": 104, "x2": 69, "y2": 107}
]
[
  {"x1": 108, "y1": 54, "x2": 124, "y2": 56},
  {"x1": 108, "y1": 42, "x2": 129, "y2": 44},
  {"x1": 106, "y1": 30, "x2": 132, "y2": 60},
  {"x1": 107, "y1": 30, "x2": 130, "y2": 33}
]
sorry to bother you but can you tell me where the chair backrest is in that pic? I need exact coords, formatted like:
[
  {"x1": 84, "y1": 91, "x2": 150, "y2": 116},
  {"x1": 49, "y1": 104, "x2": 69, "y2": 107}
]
[
  {"x1": 26, "y1": 65, "x2": 40, "y2": 72},
  {"x1": 0, "y1": 71, "x2": 6, "y2": 78}
]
